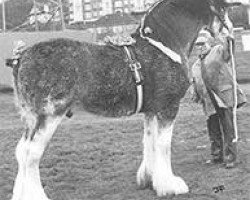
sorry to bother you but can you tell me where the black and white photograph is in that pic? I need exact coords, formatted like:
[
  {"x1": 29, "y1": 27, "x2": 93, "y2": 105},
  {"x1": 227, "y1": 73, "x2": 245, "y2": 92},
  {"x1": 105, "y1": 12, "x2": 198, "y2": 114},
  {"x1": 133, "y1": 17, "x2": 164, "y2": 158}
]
[{"x1": 0, "y1": 0, "x2": 250, "y2": 199}]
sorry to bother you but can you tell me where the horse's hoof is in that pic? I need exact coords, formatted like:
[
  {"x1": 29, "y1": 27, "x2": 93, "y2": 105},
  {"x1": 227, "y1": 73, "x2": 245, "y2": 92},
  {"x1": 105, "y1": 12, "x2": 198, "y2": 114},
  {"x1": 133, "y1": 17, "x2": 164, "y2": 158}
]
[{"x1": 153, "y1": 175, "x2": 189, "y2": 196}]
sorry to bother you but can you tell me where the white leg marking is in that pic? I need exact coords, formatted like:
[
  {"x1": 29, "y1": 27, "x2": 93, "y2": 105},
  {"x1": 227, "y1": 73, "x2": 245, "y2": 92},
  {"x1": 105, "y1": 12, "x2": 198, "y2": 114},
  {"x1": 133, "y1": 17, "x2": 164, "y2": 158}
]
[
  {"x1": 12, "y1": 116, "x2": 63, "y2": 200},
  {"x1": 152, "y1": 120, "x2": 189, "y2": 196},
  {"x1": 137, "y1": 116, "x2": 157, "y2": 188},
  {"x1": 12, "y1": 110, "x2": 36, "y2": 200},
  {"x1": 12, "y1": 136, "x2": 28, "y2": 200}
]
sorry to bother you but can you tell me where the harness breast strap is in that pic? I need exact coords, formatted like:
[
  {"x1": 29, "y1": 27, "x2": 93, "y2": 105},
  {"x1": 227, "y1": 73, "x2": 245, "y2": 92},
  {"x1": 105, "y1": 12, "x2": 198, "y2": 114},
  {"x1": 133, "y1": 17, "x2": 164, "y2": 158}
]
[
  {"x1": 123, "y1": 46, "x2": 144, "y2": 113},
  {"x1": 139, "y1": 2, "x2": 182, "y2": 64},
  {"x1": 145, "y1": 37, "x2": 182, "y2": 64}
]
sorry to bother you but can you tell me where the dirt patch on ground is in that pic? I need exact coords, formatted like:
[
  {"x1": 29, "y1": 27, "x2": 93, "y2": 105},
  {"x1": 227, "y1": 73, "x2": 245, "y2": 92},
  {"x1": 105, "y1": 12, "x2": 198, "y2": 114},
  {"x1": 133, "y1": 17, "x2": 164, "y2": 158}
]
[{"x1": 0, "y1": 85, "x2": 250, "y2": 200}]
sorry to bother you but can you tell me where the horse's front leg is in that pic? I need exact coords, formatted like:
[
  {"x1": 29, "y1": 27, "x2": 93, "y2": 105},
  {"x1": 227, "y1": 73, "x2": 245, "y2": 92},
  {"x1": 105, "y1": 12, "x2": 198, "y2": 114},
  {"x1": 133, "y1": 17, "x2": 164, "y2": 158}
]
[
  {"x1": 137, "y1": 114, "x2": 189, "y2": 196},
  {"x1": 152, "y1": 117, "x2": 189, "y2": 196},
  {"x1": 137, "y1": 116, "x2": 156, "y2": 188}
]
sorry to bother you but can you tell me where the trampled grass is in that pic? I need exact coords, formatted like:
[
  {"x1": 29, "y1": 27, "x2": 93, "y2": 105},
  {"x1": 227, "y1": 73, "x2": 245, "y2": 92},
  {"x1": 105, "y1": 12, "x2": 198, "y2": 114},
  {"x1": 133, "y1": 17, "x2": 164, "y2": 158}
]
[{"x1": 0, "y1": 85, "x2": 250, "y2": 200}]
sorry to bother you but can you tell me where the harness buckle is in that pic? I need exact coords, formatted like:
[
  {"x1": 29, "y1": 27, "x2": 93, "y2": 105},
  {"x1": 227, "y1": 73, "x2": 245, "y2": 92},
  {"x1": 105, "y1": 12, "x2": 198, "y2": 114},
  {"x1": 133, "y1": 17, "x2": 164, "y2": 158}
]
[
  {"x1": 129, "y1": 62, "x2": 141, "y2": 71},
  {"x1": 129, "y1": 62, "x2": 143, "y2": 85},
  {"x1": 123, "y1": 46, "x2": 144, "y2": 113}
]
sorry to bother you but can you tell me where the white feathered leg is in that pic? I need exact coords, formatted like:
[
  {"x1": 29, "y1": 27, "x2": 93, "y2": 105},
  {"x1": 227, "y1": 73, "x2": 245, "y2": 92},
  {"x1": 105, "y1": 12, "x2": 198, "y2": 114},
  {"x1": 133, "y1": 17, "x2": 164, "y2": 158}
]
[
  {"x1": 11, "y1": 116, "x2": 63, "y2": 200},
  {"x1": 137, "y1": 116, "x2": 157, "y2": 188},
  {"x1": 152, "y1": 119, "x2": 189, "y2": 196},
  {"x1": 12, "y1": 136, "x2": 28, "y2": 200}
]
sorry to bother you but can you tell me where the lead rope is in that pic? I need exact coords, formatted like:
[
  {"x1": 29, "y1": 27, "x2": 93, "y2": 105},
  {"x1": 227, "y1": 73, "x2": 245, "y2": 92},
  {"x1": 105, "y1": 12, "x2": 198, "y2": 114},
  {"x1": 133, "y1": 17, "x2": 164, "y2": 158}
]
[{"x1": 230, "y1": 38, "x2": 238, "y2": 143}]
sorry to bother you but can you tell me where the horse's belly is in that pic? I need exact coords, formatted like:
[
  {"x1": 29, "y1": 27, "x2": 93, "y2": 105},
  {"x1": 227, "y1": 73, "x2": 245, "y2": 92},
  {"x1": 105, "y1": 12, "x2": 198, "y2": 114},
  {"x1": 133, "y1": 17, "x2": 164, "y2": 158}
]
[{"x1": 77, "y1": 63, "x2": 137, "y2": 117}]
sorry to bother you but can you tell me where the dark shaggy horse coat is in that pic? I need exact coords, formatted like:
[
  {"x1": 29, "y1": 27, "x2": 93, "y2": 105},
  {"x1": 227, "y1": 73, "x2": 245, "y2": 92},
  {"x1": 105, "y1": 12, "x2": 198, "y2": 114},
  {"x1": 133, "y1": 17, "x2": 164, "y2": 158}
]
[{"x1": 9, "y1": 0, "x2": 237, "y2": 199}]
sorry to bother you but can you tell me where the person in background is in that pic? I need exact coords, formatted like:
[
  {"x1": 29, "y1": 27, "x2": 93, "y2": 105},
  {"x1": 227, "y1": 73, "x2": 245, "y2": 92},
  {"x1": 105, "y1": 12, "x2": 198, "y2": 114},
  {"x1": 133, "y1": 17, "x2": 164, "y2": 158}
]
[{"x1": 192, "y1": 29, "x2": 247, "y2": 168}]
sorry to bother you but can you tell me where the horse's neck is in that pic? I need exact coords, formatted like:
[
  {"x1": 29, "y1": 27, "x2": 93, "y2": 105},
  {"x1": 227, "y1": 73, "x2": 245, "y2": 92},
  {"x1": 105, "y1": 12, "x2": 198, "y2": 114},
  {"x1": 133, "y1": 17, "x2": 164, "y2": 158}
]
[
  {"x1": 134, "y1": 20, "x2": 203, "y2": 62},
  {"x1": 181, "y1": 24, "x2": 204, "y2": 58},
  {"x1": 142, "y1": 1, "x2": 209, "y2": 58},
  {"x1": 164, "y1": 17, "x2": 204, "y2": 57}
]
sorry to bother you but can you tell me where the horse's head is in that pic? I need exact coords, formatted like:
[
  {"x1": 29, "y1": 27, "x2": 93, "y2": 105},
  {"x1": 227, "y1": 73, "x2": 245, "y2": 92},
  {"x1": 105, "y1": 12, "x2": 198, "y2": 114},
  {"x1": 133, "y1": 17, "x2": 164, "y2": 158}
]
[{"x1": 205, "y1": 0, "x2": 242, "y2": 38}]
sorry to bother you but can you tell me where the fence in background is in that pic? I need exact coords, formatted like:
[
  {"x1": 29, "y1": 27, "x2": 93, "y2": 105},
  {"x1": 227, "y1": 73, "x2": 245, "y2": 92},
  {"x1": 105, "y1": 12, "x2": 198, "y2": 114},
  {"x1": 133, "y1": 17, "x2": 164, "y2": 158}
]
[{"x1": 1, "y1": 29, "x2": 250, "y2": 91}]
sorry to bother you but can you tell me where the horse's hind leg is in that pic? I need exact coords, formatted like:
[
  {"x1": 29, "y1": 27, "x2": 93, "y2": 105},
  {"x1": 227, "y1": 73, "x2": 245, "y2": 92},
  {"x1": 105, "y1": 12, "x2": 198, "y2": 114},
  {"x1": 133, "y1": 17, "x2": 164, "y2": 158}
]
[
  {"x1": 137, "y1": 114, "x2": 189, "y2": 196},
  {"x1": 12, "y1": 111, "x2": 64, "y2": 200},
  {"x1": 12, "y1": 132, "x2": 29, "y2": 200},
  {"x1": 12, "y1": 111, "x2": 37, "y2": 200}
]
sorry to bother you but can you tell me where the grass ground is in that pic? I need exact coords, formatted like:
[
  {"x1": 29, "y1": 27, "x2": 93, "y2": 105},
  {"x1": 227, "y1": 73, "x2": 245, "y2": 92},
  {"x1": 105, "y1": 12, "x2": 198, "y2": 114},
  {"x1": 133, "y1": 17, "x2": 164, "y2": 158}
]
[{"x1": 0, "y1": 83, "x2": 250, "y2": 200}]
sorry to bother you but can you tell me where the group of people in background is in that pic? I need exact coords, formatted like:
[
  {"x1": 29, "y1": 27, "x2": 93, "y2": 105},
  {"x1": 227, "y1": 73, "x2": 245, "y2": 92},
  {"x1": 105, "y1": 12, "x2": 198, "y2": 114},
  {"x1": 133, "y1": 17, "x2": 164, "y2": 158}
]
[{"x1": 191, "y1": 27, "x2": 247, "y2": 168}]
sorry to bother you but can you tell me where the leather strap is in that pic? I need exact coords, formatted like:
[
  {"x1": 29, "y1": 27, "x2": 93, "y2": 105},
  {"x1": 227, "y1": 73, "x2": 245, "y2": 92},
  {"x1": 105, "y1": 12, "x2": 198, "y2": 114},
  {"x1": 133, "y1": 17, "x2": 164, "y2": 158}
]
[{"x1": 123, "y1": 46, "x2": 144, "y2": 113}]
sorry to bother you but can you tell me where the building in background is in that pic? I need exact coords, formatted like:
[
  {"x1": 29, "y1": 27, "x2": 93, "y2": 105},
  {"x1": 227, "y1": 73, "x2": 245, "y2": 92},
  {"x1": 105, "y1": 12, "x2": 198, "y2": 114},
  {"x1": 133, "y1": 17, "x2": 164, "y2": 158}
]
[
  {"x1": 227, "y1": 0, "x2": 250, "y2": 28},
  {"x1": 29, "y1": 2, "x2": 60, "y2": 25},
  {"x1": 67, "y1": 0, "x2": 250, "y2": 43},
  {"x1": 67, "y1": 0, "x2": 160, "y2": 43},
  {"x1": 69, "y1": 0, "x2": 158, "y2": 23},
  {"x1": 69, "y1": 0, "x2": 84, "y2": 23}
]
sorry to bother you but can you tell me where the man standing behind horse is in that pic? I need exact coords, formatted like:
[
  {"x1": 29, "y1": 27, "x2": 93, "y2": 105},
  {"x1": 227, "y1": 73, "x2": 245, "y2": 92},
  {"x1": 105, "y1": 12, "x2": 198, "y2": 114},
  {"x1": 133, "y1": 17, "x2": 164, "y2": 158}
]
[{"x1": 192, "y1": 28, "x2": 247, "y2": 168}]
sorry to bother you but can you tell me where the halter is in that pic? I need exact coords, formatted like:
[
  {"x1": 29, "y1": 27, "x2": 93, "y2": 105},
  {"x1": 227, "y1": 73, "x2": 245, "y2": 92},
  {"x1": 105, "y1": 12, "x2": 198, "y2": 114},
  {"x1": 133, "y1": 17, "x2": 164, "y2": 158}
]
[{"x1": 207, "y1": 0, "x2": 241, "y2": 34}]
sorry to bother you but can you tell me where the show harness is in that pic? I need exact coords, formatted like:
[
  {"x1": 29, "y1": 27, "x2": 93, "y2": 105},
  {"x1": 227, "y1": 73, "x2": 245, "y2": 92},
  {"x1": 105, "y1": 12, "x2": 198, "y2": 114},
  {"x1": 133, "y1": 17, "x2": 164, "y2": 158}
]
[
  {"x1": 105, "y1": 36, "x2": 144, "y2": 114},
  {"x1": 123, "y1": 46, "x2": 144, "y2": 113}
]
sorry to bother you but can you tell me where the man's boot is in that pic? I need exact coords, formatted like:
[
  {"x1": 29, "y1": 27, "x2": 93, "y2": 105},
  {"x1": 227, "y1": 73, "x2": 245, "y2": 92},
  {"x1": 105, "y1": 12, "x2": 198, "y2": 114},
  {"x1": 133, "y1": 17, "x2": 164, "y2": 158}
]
[
  {"x1": 224, "y1": 140, "x2": 237, "y2": 168},
  {"x1": 207, "y1": 113, "x2": 223, "y2": 163}
]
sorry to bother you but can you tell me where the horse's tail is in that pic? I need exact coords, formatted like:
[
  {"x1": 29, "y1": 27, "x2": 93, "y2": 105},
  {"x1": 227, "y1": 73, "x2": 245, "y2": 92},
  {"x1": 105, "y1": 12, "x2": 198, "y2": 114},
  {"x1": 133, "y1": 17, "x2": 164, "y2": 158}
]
[
  {"x1": 5, "y1": 40, "x2": 26, "y2": 69},
  {"x1": 6, "y1": 41, "x2": 27, "y2": 104}
]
